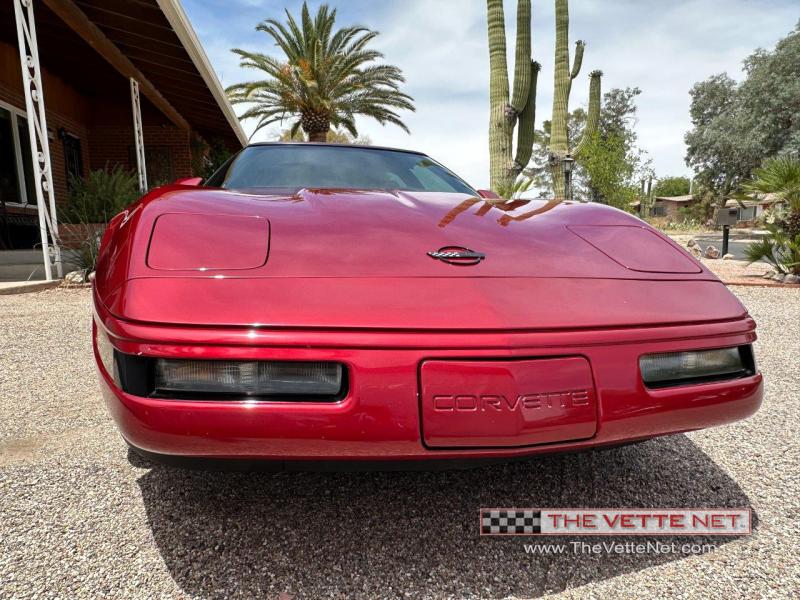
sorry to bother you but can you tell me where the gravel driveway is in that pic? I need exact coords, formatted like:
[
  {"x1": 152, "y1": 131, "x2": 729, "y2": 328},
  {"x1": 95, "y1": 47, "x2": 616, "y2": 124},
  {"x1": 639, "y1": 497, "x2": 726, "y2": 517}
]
[{"x1": 1, "y1": 288, "x2": 798, "y2": 599}]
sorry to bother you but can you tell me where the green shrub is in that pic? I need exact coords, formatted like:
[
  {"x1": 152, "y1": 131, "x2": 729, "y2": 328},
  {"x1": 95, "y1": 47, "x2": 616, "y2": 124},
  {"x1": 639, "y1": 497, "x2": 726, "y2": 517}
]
[{"x1": 60, "y1": 165, "x2": 140, "y2": 224}]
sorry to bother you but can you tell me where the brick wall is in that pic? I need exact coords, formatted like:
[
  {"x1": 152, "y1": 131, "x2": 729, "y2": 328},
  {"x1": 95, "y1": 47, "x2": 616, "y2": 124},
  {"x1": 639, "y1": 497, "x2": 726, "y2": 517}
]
[{"x1": 88, "y1": 124, "x2": 191, "y2": 183}]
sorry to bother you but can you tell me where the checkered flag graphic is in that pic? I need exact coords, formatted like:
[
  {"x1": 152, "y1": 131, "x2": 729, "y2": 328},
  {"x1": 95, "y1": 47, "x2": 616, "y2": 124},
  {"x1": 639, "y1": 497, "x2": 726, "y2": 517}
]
[{"x1": 481, "y1": 509, "x2": 541, "y2": 535}]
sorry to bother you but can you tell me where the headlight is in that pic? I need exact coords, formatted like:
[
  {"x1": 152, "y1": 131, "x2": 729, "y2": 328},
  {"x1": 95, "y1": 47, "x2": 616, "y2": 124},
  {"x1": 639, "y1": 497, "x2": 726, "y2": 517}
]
[
  {"x1": 640, "y1": 346, "x2": 754, "y2": 388},
  {"x1": 153, "y1": 359, "x2": 344, "y2": 398}
]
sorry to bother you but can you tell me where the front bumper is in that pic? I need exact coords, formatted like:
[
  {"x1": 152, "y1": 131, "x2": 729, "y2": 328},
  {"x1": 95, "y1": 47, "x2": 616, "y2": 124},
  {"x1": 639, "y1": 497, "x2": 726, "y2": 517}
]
[{"x1": 94, "y1": 304, "x2": 763, "y2": 463}]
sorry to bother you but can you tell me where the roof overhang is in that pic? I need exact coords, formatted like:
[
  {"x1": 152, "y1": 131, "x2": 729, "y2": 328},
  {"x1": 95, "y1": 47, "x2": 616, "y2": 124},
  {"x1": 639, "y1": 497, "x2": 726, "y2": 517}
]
[
  {"x1": 155, "y1": 0, "x2": 247, "y2": 147},
  {"x1": 15, "y1": 0, "x2": 248, "y2": 148},
  {"x1": 654, "y1": 195, "x2": 696, "y2": 203}
]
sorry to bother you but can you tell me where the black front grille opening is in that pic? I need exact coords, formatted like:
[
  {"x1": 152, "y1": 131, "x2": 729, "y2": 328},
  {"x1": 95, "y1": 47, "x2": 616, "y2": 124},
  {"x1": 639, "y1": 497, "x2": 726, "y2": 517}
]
[
  {"x1": 113, "y1": 352, "x2": 348, "y2": 402},
  {"x1": 641, "y1": 345, "x2": 756, "y2": 390}
]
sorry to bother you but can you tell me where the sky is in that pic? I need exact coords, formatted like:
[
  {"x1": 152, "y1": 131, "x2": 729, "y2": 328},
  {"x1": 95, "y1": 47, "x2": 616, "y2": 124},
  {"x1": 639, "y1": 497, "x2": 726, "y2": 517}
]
[{"x1": 183, "y1": 0, "x2": 799, "y2": 189}]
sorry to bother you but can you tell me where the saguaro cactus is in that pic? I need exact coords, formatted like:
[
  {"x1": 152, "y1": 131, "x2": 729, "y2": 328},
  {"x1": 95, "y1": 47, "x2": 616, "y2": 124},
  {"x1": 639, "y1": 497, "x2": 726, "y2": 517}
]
[
  {"x1": 487, "y1": 0, "x2": 540, "y2": 193},
  {"x1": 548, "y1": 0, "x2": 602, "y2": 200}
]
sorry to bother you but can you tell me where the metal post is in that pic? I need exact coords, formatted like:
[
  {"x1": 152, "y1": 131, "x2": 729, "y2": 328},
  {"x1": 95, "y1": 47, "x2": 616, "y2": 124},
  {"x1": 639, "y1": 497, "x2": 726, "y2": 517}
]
[
  {"x1": 130, "y1": 78, "x2": 147, "y2": 193},
  {"x1": 722, "y1": 225, "x2": 730, "y2": 256},
  {"x1": 639, "y1": 179, "x2": 646, "y2": 217},
  {"x1": 14, "y1": 0, "x2": 62, "y2": 279},
  {"x1": 563, "y1": 155, "x2": 575, "y2": 202}
]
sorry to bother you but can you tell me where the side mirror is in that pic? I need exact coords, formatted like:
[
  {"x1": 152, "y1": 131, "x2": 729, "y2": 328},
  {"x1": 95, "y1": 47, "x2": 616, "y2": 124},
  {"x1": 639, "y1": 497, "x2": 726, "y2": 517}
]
[
  {"x1": 477, "y1": 189, "x2": 501, "y2": 200},
  {"x1": 173, "y1": 177, "x2": 203, "y2": 187}
]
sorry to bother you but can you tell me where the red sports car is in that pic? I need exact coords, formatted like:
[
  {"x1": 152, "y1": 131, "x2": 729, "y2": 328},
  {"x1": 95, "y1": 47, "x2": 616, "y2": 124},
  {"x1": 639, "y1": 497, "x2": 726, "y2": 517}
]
[{"x1": 92, "y1": 143, "x2": 762, "y2": 468}]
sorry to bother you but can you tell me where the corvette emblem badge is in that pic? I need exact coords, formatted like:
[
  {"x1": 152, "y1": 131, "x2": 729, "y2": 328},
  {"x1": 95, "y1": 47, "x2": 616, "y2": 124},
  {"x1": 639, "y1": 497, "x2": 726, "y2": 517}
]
[{"x1": 427, "y1": 246, "x2": 486, "y2": 266}]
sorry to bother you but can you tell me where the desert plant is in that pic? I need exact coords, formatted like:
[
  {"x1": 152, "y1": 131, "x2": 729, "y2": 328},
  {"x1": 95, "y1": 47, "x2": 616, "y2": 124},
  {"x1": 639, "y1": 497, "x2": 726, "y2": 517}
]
[
  {"x1": 548, "y1": 0, "x2": 602, "y2": 200},
  {"x1": 745, "y1": 224, "x2": 800, "y2": 275},
  {"x1": 486, "y1": 0, "x2": 540, "y2": 192},
  {"x1": 60, "y1": 165, "x2": 139, "y2": 224},
  {"x1": 227, "y1": 2, "x2": 414, "y2": 142},
  {"x1": 63, "y1": 231, "x2": 103, "y2": 274},
  {"x1": 761, "y1": 203, "x2": 790, "y2": 227},
  {"x1": 740, "y1": 156, "x2": 800, "y2": 237},
  {"x1": 495, "y1": 175, "x2": 534, "y2": 200}
]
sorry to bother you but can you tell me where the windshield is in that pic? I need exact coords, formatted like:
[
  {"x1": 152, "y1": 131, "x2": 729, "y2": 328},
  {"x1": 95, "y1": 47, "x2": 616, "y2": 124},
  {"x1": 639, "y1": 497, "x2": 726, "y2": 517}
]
[{"x1": 205, "y1": 145, "x2": 477, "y2": 195}]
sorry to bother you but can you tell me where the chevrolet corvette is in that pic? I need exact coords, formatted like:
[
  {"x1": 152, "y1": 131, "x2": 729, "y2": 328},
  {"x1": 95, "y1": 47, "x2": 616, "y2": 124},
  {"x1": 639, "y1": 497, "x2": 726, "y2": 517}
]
[{"x1": 92, "y1": 143, "x2": 762, "y2": 468}]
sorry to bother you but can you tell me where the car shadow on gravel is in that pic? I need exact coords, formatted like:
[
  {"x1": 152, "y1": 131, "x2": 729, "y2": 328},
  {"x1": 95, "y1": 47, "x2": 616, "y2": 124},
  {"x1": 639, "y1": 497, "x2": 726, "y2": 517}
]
[{"x1": 135, "y1": 434, "x2": 756, "y2": 599}]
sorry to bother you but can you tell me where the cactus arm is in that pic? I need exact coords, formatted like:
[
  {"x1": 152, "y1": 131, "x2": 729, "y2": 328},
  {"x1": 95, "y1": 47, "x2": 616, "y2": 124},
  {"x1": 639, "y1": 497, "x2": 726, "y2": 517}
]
[
  {"x1": 487, "y1": 0, "x2": 509, "y2": 99},
  {"x1": 573, "y1": 70, "x2": 603, "y2": 158},
  {"x1": 570, "y1": 41, "x2": 585, "y2": 80},
  {"x1": 513, "y1": 61, "x2": 540, "y2": 170},
  {"x1": 509, "y1": 0, "x2": 532, "y2": 114},
  {"x1": 567, "y1": 40, "x2": 585, "y2": 97},
  {"x1": 487, "y1": 0, "x2": 513, "y2": 191}
]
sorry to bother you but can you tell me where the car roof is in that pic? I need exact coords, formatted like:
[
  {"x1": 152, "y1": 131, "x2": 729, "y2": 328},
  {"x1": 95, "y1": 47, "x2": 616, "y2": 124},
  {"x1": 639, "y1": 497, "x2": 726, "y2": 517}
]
[{"x1": 246, "y1": 141, "x2": 427, "y2": 156}]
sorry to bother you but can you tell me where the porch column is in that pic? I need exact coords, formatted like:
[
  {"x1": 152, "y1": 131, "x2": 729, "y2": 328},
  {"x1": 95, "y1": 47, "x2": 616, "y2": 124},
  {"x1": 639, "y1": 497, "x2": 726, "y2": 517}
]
[
  {"x1": 130, "y1": 78, "x2": 148, "y2": 193},
  {"x1": 13, "y1": 0, "x2": 63, "y2": 280}
]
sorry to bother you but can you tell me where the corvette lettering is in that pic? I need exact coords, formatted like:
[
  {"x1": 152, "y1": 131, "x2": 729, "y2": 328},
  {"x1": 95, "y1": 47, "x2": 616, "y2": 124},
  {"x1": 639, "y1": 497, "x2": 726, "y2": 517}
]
[{"x1": 433, "y1": 390, "x2": 590, "y2": 411}]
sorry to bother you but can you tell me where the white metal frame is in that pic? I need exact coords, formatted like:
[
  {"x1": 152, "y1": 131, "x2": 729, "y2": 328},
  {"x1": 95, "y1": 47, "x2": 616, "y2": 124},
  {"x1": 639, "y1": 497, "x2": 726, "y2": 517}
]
[
  {"x1": 13, "y1": 0, "x2": 62, "y2": 279},
  {"x1": 130, "y1": 78, "x2": 147, "y2": 193}
]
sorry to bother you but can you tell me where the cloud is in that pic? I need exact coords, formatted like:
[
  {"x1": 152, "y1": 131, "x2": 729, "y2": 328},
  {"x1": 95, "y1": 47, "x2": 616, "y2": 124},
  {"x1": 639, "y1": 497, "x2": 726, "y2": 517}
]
[{"x1": 183, "y1": 0, "x2": 799, "y2": 188}]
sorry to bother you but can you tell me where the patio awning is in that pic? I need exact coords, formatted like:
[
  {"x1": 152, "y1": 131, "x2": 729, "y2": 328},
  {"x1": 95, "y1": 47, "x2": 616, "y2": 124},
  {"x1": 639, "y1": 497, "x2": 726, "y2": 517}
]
[{"x1": 0, "y1": 0, "x2": 246, "y2": 148}]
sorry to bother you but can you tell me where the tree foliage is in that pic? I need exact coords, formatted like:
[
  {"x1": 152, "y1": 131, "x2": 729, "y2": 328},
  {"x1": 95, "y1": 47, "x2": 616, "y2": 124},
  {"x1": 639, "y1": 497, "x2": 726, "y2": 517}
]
[
  {"x1": 685, "y1": 23, "x2": 800, "y2": 194},
  {"x1": 277, "y1": 128, "x2": 372, "y2": 145},
  {"x1": 577, "y1": 131, "x2": 637, "y2": 209},
  {"x1": 226, "y1": 2, "x2": 414, "y2": 142},
  {"x1": 527, "y1": 86, "x2": 650, "y2": 205},
  {"x1": 653, "y1": 176, "x2": 691, "y2": 198}
]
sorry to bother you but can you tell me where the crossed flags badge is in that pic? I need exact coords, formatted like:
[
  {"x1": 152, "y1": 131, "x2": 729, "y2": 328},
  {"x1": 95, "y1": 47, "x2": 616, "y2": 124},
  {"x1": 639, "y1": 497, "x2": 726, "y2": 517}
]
[{"x1": 481, "y1": 509, "x2": 541, "y2": 535}]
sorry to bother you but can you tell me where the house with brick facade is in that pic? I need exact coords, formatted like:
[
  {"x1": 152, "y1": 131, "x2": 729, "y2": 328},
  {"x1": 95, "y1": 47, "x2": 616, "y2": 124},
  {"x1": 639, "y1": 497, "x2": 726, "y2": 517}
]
[{"x1": 0, "y1": 0, "x2": 245, "y2": 281}]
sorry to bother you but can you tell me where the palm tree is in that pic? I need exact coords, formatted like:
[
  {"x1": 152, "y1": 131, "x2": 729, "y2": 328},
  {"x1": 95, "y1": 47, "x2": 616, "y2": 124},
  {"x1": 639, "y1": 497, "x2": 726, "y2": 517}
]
[{"x1": 227, "y1": 3, "x2": 415, "y2": 142}]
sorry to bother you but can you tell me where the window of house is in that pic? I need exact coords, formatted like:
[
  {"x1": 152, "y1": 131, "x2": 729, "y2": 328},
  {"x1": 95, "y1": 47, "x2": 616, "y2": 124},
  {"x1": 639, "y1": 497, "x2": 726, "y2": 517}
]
[
  {"x1": 0, "y1": 103, "x2": 35, "y2": 206},
  {"x1": 63, "y1": 133, "x2": 83, "y2": 190}
]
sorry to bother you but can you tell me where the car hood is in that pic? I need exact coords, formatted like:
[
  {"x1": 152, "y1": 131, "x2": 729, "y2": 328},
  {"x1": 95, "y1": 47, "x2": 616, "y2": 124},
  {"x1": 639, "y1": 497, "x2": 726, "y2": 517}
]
[{"x1": 95, "y1": 186, "x2": 746, "y2": 330}]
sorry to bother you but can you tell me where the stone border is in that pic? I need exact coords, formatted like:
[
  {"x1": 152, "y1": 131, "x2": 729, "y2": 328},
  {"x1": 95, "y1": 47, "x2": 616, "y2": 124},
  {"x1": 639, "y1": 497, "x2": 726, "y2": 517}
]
[{"x1": 0, "y1": 281, "x2": 61, "y2": 296}]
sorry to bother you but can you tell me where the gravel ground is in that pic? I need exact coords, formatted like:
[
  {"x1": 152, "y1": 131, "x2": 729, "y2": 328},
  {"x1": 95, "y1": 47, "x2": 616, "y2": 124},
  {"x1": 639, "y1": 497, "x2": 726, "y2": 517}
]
[{"x1": 1, "y1": 287, "x2": 798, "y2": 599}]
